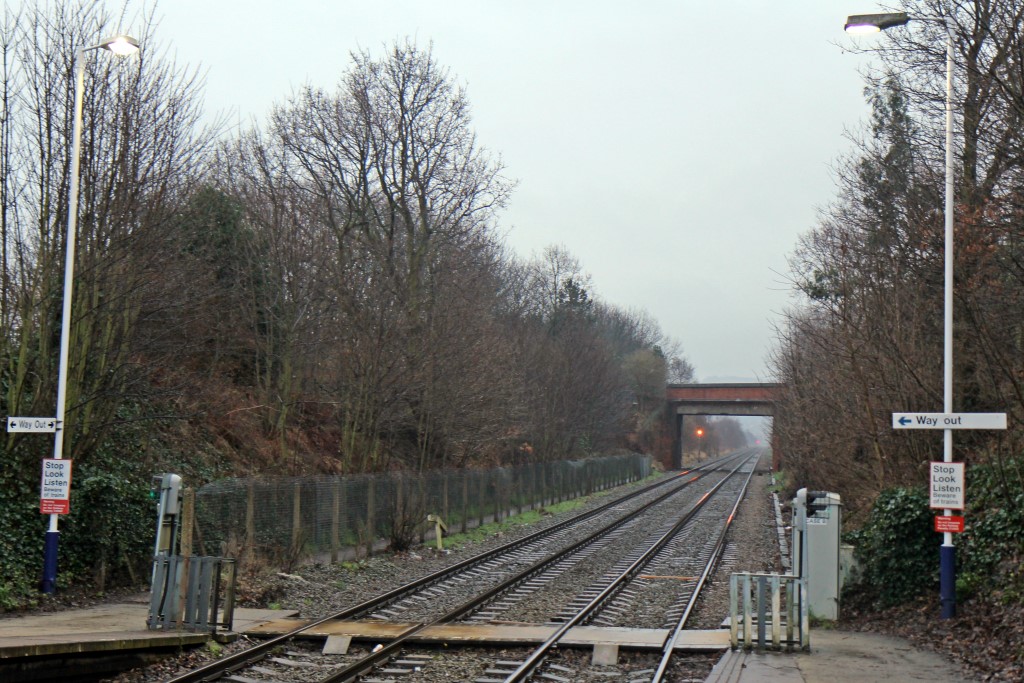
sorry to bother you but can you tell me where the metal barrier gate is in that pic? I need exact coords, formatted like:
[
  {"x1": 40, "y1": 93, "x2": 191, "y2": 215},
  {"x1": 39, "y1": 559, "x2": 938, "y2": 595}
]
[
  {"x1": 728, "y1": 572, "x2": 806, "y2": 650},
  {"x1": 148, "y1": 555, "x2": 236, "y2": 632}
]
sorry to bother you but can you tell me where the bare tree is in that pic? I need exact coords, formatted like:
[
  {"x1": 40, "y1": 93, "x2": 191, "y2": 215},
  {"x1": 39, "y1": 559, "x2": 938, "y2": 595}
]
[
  {"x1": 774, "y1": 1, "x2": 1024, "y2": 516},
  {"x1": 1, "y1": 1, "x2": 212, "y2": 464}
]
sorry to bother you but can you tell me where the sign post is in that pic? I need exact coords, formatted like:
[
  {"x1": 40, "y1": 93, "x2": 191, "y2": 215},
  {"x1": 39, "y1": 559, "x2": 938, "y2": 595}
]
[{"x1": 893, "y1": 411, "x2": 1006, "y2": 619}]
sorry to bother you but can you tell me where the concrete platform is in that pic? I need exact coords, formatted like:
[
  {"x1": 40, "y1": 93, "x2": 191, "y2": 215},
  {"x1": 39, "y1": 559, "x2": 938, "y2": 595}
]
[
  {"x1": 247, "y1": 616, "x2": 731, "y2": 650},
  {"x1": 0, "y1": 599, "x2": 296, "y2": 659},
  {"x1": 703, "y1": 628, "x2": 975, "y2": 683}
]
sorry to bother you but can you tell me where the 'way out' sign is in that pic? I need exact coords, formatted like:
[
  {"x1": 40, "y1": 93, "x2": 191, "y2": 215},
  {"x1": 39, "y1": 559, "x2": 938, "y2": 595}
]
[
  {"x1": 929, "y1": 461, "x2": 964, "y2": 510},
  {"x1": 7, "y1": 416, "x2": 57, "y2": 433},
  {"x1": 892, "y1": 412, "x2": 1007, "y2": 430}
]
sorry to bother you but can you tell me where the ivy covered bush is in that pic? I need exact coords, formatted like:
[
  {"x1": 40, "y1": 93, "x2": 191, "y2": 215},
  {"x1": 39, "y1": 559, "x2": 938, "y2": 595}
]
[
  {"x1": 845, "y1": 486, "x2": 936, "y2": 606},
  {"x1": 846, "y1": 458, "x2": 1024, "y2": 608},
  {"x1": 0, "y1": 470, "x2": 46, "y2": 610},
  {"x1": 0, "y1": 416, "x2": 169, "y2": 609},
  {"x1": 61, "y1": 473, "x2": 154, "y2": 589},
  {"x1": 0, "y1": 469, "x2": 155, "y2": 608},
  {"x1": 957, "y1": 457, "x2": 1024, "y2": 599}
]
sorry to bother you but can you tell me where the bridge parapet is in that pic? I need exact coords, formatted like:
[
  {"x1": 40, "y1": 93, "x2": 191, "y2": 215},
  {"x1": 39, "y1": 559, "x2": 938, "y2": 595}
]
[
  {"x1": 666, "y1": 383, "x2": 782, "y2": 403},
  {"x1": 663, "y1": 383, "x2": 782, "y2": 470}
]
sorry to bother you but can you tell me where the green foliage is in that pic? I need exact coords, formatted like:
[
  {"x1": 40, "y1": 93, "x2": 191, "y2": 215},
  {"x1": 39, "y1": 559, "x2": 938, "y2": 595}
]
[
  {"x1": 61, "y1": 473, "x2": 154, "y2": 587},
  {"x1": 0, "y1": 469, "x2": 46, "y2": 609},
  {"x1": 846, "y1": 459, "x2": 1024, "y2": 609},
  {"x1": 846, "y1": 486, "x2": 936, "y2": 606},
  {"x1": 957, "y1": 457, "x2": 1024, "y2": 592},
  {"x1": 0, "y1": 403, "x2": 223, "y2": 607}
]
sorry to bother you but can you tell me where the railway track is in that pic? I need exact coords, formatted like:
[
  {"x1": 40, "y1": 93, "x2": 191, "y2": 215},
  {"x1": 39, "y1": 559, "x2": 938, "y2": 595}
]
[
  {"x1": 491, "y1": 451, "x2": 758, "y2": 683},
  {"x1": 165, "y1": 449, "x2": 763, "y2": 683}
]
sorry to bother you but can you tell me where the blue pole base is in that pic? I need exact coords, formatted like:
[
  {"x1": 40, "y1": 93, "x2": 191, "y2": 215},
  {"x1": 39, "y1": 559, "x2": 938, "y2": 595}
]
[
  {"x1": 41, "y1": 530, "x2": 59, "y2": 594},
  {"x1": 940, "y1": 543, "x2": 956, "y2": 619}
]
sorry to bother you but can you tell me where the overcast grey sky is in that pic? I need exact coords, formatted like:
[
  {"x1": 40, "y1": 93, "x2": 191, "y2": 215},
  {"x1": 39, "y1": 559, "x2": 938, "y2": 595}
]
[{"x1": 145, "y1": 0, "x2": 880, "y2": 382}]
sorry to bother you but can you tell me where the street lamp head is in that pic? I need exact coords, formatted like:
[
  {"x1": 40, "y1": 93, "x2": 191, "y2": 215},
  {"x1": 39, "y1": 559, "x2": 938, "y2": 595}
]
[
  {"x1": 97, "y1": 35, "x2": 140, "y2": 56},
  {"x1": 844, "y1": 12, "x2": 910, "y2": 34}
]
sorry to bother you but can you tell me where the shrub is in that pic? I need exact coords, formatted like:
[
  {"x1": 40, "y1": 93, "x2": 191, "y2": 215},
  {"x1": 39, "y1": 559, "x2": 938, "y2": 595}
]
[
  {"x1": 958, "y1": 457, "x2": 1024, "y2": 592},
  {"x1": 0, "y1": 472, "x2": 45, "y2": 609},
  {"x1": 846, "y1": 486, "x2": 936, "y2": 606},
  {"x1": 61, "y1": 474, "x2": 154, "y2": 589}
]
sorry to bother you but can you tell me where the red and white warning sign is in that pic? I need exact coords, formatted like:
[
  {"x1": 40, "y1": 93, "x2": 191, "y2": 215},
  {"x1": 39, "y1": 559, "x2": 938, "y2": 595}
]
[
  {"x1": 40, "y1": 458, "x2": 72, "y2": 515},
  {"x1": 934, "y1": 515, "x2": 965, "y2": 533}
]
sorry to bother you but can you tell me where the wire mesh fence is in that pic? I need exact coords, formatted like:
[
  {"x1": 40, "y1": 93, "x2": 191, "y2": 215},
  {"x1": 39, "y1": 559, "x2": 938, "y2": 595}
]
[{"x1": 194, "y1": 453, "x2": 651, "y2": 569}]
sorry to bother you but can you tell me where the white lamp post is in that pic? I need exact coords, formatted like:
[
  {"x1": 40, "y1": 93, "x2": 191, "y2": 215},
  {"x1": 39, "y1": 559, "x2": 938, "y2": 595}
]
[
  {"x1": 42, "y1": 34, "x2": 140, "y2": 595},
  {"x1": 845, "y1": 10, "x2": 958, "y2": 619}
]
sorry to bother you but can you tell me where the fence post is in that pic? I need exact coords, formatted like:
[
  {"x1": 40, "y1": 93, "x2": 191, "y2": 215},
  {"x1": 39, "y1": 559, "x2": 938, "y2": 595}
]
[
  {"x1": 443, "y1": 471, "x2": 450, "y2": 523},
  {"x1": 396, "y1": 474, "x2": 405, "y2": 541},
  {"x1": 504, "y1": 471, "x2": 510, "y2": 520},
  {"x1": 538, "y1": 464, "x2": 545, "y2": 507},
  {"x1": 331, "y1": 480, "x2": 341, "y2": 563},
  {"x1": 245, "y1": 481, "x2": 256, "y2": 565},
  {"x1": 414, "y1": 476, "x2": 427, "y2": 545},
  {"x1": 177, "y1": 488, "x2": 195, "y2": 626},
  {"x1": 515, "y1": 467, "x2": 523, "y2": 515},
  {"x1": 493, "y1": 472, "x2": 501, "y2": 523},
  {"x1": 291, "y1": 481, "x2": 302, "y2": 560},
  {"x1": 461, "y1": 473, "x2": 468, "y2": 533},
  {"x1": 478, "y1": 473, "x2": 486, "y2": 527},
  {"x1": 530, "y1": 463, "x2": 537, "y2": 509},
  {"x1": 366, "y1": 478, "x2": 376, "y2": 558}
]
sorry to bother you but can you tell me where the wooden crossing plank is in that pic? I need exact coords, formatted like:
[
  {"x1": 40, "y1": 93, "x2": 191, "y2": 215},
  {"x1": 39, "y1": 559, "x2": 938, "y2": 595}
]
[{"x1": 244, "y1": 619, "x2": 729, "y2": 651}]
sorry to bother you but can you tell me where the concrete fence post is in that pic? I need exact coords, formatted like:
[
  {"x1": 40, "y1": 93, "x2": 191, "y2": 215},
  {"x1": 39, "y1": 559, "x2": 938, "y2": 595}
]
[
  {"x1": 331, "y1": 480, "x2": 341, "y2": 563},
  {"x1": 291, "y1": 481, "x2": 302, "y2": 558}
]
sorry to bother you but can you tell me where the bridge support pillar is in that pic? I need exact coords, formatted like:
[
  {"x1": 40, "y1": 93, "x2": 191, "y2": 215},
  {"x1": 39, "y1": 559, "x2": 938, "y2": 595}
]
[{"x1": 672, "y1": 413, "x2": 683, "y2": 470}]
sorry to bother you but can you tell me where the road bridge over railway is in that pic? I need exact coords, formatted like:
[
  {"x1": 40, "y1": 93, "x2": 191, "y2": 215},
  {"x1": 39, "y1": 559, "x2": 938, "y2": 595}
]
[{"x1": 664, "y1": 383, "x2": 782, "y2": 470}]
